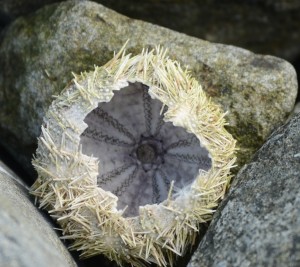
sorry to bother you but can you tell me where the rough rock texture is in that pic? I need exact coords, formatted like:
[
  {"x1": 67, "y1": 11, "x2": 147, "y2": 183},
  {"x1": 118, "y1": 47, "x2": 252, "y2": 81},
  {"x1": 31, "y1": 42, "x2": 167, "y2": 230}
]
[
  {"x1": 0, "y1": 0, "x2": 297, "y2": 182},
  {"x1": 0, "y1": 161, "x2": 78, "y2": 267},
  {"x1": 1, "y1": 1, "x2": 300, "y2": 62},
  {"x1": 98, "y1": 0, "x2": 300, "y2": 61},
  {"x1": 188, "y1": 112, "x2": 300, "y2": 267}
]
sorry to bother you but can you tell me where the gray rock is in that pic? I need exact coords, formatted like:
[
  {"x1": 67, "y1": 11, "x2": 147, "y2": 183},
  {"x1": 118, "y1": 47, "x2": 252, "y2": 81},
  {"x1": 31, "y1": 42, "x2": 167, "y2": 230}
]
[
  {"x1": 0, "y1": 161, "x2": 77, "y2": 267},
  {"x1": 0, "y1": 0, "x2": 297, "y2": 181},
  {"x1": 2, "y1": 1, "x2": 300, "y2": 62},
  {"x1": 98, "y1": 0, "x2": 300, "y2": 61},
  {"x1": 188, "y1": 112, "x2": 300, "y2": 267}
]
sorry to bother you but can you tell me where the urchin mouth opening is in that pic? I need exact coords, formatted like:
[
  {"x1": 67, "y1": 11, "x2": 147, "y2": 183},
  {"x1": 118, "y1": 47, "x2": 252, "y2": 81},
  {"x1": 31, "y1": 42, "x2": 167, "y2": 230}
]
[
  {"x1": 80, "y1": 82, "x2": 212, "y2": 217},
  {"x1": 136, "y1": 143, "x2": 157, "y2": 164},
  {"x1": 131, "y1": 134, "x2": 164, "y2": 172}
]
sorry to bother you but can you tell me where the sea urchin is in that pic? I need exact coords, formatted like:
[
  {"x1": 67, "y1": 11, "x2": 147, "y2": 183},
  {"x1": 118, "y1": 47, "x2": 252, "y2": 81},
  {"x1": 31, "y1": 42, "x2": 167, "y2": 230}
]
[{"x1": 31, "y1": 43, "x2": 236, "y2": 267}]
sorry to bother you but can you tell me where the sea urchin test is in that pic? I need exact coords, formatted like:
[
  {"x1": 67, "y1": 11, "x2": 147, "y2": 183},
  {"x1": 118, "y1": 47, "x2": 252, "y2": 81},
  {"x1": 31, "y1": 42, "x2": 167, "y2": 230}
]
[
  {"x1": 80, "y1": 82, "x2": 212, "y2": 218},
  {"x1": 31, "y1": 43, "x2": 236, "y2": 267}
]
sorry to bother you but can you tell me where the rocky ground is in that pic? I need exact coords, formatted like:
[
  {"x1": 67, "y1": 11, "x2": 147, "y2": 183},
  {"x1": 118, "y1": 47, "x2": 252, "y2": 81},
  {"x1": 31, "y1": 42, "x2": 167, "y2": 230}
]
[{"x1": 0, "y1": 1, "x2": 299, "y2": 267}]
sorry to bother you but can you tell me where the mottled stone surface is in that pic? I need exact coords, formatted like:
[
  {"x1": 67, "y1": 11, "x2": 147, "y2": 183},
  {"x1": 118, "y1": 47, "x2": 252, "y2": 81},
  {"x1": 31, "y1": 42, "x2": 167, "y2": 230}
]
[
  {"x1": 0, "y1": 161, "x2": 77, "y2": 267},
  {"x1": 188, "y1": 112, "x2": 300, "y2": 267},
  {"x1": 98, "y1": 0, "x2": 300, "y2": 61},
  {"x1": 1, "y1": 1, "x2": 300, "y2": 62},
  {"x1": 0, "y1": 0, "x2": 297, "y2": 181}
]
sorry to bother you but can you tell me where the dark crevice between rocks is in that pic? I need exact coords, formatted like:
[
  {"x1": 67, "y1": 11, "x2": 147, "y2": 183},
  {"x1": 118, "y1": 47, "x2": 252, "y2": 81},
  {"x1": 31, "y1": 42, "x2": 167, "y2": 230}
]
[
  {"x1": 0, "y1": 10, "x2": 12, "y2": 28},
  {"x1": 0, "y1": 11, "x2": 12, "y2": 43},
  {"x1": 0, "y1": 142, "x2": 33, "y2": 186},
  {"x1": 76, "y1": 254, "x2": 123, "y2": 267}
]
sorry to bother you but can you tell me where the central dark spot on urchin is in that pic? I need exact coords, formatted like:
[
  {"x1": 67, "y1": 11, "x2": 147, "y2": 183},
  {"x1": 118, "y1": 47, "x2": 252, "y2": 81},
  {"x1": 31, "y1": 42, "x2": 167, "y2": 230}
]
[
  {"x1": 136, "y1": 144, "x2": 156, "y2": 163},
  {"x1": 80, "y1": 82, "x2": 212, "y2": 217},
  {"x1": 132, "y1": 135, "x2": 164, "y2": 171}
]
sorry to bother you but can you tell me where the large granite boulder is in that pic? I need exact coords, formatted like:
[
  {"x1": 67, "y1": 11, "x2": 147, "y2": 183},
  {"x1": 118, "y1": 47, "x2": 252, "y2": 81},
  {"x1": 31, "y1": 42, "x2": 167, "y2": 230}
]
[
  {"x1": 0, "y1": 0, "x2": 297, "y2": 182},
  {"x1": 0, "y1": 161, "x2": 77, "y2": 267},
  {"x1": 1, "y1": 1, "x2": 300, "y2": 62},
  {"x1": 188, "y1": 111, "x2": 300, "y2": 267},
  {"x1": 98, "y1": 0, "x2": 300, "y2": 61}
]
